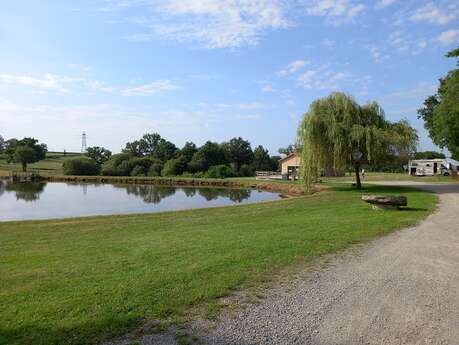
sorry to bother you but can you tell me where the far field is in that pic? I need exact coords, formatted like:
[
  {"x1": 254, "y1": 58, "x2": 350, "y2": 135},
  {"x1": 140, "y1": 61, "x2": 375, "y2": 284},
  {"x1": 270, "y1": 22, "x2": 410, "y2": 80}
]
[
  {"x1": 0, "y1": 183, "x2": 436, "y2": 345},
  {"x1": 0, "y1": 152, "x2": 83, "y2": 175}
]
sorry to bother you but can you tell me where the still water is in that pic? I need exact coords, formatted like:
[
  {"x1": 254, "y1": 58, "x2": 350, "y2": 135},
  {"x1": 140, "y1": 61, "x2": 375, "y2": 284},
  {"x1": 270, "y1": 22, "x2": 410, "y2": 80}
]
[{"x1": 0, "y1": 180, "x2": 282, "y2": 221}]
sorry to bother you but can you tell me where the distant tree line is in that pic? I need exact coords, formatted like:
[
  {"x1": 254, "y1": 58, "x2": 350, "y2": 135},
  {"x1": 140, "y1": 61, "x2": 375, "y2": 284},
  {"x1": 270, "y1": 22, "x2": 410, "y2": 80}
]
[{"x1": 62, "y1": 133, "x2": 280, "y2": 177}]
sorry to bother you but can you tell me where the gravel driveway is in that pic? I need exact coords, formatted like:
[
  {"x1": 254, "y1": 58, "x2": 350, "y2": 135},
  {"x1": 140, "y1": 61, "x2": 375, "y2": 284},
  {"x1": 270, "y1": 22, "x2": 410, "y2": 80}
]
[{"x1": 196, "y1": 182, "x2": 459, "y2": 345}]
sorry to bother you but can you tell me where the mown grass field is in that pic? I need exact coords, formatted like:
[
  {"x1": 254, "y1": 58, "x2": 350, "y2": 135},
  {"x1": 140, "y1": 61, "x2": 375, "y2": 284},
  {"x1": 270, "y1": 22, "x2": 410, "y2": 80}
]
[
  {"x1": 0, "y1": 152, "x2": 83, "y2": 175},
  {"x1": 323, "y1": 171, "x2": 459, "y2": 183},
  {"x1": 0, "y1": 184, "x2": 437, "y2": 345}
]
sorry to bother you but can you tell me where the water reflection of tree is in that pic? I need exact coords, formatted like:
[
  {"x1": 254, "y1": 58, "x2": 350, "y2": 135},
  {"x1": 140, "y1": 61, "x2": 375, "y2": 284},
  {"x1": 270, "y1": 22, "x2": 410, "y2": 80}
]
[
  {"x1": 120, "y1": 185, "x2": 177, "y2": 204},
  {"x1": 5, "y1": 181, "x2": 47, "y2": 202},
  {"x1": 197, "y1": 188, "x2": 251, "y2": 203},
  {"x1": 0, "y1": 180, "x2": 6, "y2": 197},
  {"x1": 183, "y1": 188, "x2": 197, "y2": 197}
]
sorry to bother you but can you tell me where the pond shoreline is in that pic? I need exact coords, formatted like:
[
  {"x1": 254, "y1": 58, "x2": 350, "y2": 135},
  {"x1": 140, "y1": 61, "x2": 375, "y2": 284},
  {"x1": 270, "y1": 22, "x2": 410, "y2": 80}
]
[{"x1": 33, "y1": 174, "x2": 308, "y2": 196}]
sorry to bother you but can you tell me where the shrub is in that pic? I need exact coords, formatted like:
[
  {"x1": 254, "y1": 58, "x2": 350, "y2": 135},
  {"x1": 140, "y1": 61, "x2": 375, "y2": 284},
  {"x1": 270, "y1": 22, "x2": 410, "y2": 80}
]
[
  {"x1": 239, "y1": 164, "x2": 254, "y2": 177},
  {"x1": 63, "y1": 157, "x2": 99, "y2": 176},
  {"x1": 101, "y1": 154, "x2": 158, "y2": 176},
  {"x1": 130, "y1": 165, "x2": 147, "y2": 176},
  {"x1": 148, "y1": 162, "x2": 164, "y2": 177},
  {"x1": 161, "y1": 156, "x2": 188, "y2": 176},
  {"x1": 205, "y1": 165, "x2": 236, "y2": 179},
  {"x1": 101, "y1": 153, "x2": 133, "y2": 176}
]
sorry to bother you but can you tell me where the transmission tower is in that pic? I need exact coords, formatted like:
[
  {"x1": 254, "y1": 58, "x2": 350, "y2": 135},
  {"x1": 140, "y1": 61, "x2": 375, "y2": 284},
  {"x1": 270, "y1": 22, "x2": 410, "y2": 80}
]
[{"x1": 81, "y1": 132, "x2": 87, "y2": 153}]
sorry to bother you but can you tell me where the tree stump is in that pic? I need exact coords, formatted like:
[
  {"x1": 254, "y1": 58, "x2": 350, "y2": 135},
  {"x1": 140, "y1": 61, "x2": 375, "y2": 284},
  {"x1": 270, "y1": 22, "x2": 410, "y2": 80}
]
[{"x1": 362, "y1": 195, "x2": 407, "y2": 210}]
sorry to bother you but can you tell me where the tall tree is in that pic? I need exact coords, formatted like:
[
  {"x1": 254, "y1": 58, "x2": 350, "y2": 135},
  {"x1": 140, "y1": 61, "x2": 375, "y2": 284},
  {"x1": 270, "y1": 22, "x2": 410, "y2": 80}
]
[
  {"x1": 222, "y1": 137, "x2": 253, "y2": 172},
  {"x1": 252, "y1": 145, "x2": 274, "y2": 171},
  {"x1": 298, "y1": 92, "x2": 417, "y2": 190},
  {"x1": 418, "y1": 47, "x2": 459, "y2": 159},
  {"x1": 13, "y1": 137, "x2": 47, "y2": 172},
  {"x1": 180, "y1": 142, "x2": 198, "y2": 162},
  {"x1": 86, "y1": 146, "x2": 112, "y2": 166},
  {"x1": 189, "y1": 141, "x2": 226, "y2": 172},
  {"x1": 5, "y1": 138, "x2": 18, "y2": 163},
  {"x1": 0, "y1": 135, "x2": 4, "y2": 152},
  {"x1": 123, "y1": 133, "x2": 178, "y2": 161},
  {"x1": 414, "y1": 151, "x2": 446, "y2": 159}
]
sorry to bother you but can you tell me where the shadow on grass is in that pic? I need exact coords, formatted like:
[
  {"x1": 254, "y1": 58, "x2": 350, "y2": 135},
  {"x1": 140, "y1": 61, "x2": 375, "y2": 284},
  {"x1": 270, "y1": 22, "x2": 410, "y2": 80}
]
[
  {"x1": 398, "y1": 207, "x2": 429, "y2": 212},
  {"x1": 0, "y1": 316, "x2": 141, "y2": 345},
  {"x1": 329, "y1": 184, "x2": 425, "y2": 195}
]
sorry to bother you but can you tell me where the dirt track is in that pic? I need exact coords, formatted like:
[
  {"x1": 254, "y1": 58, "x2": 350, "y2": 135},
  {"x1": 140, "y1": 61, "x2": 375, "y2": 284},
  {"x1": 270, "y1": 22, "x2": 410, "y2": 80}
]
[{"x1": 197, "y1": 182, "x2": 459, "y2": 345}]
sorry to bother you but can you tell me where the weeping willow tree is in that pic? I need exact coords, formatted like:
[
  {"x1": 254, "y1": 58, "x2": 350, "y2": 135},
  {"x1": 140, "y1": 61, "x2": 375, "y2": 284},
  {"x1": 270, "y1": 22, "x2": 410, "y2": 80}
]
[{"x1": 298, "y1": 92, "x2": 418, "y2": 190}]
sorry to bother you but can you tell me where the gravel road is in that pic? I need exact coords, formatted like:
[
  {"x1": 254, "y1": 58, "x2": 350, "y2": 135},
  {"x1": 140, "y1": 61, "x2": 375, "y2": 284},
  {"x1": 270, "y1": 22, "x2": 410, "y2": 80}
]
[{"x1": 196, "y1": 182, "x2": 459, "y2": 345}]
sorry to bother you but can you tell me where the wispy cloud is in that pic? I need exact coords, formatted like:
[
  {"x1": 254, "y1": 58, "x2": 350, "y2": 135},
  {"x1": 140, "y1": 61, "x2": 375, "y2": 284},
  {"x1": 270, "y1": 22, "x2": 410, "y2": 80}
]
[
  {"x1": 278, "y1": 59, "x2": 308, "y2": 76},
  {"x1": 375, "y1": 0, "x2": 397, "y2": 10},
  {"x1": 119, "y1": 0, "x2": 292, "y2": 49},
  {"x1": 0, "y1": 74, "x2": 83, "y2": 93},
  {"x1": 297, "y1": 68, "x2": 349, "y2": 90},
  {"x1": 215, "y1": 102, "x2": 267, "y2": 110},
  {"x1": 121, "y1": 80, "x2": 181, "y2": 96},
  {"x1": 0, "y1": 73, "x2": 181, "y2": 97},
  {"x1": 386, "y1": 30, "x2": 428, "y2": 54},
  {"x1": 409, "y1": 3, "x2": 458, "y2": 25},
  {"x1": 437, "y1": 29, "x2": 459, "y2": 45},
  {"x1": 67, "y1": 63, "x2": 92, "y2": 72},
  {"x1": 384, "y1": 82, "x2": 437, "y2": 100},
  {"x1": 305, "y1": 0, "x2": 365, "y2": 23}
]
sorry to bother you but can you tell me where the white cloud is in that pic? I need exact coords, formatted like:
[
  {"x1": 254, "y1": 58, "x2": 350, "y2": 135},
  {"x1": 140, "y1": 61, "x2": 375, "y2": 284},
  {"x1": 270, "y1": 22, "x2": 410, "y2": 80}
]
[
  {"x1": 305, "y1": 0, "x2": 365, "y2": 21},
  {"x1": 375, "y1": 0, "x2": 396, "y2": 10},
  {"x1": 0, "y1": 73, "x2": 180, "y2": 97},
  {"x1": 0, "y1": 74, "x2": 83, "y2": 93},
  {"x1": 278, "y1": 59, "x2": 308, "y2": 76},
  {"x1": 67, "y1": 63, "x2": 91, "y2": 72},
  {"x1": 384, "y1": 82, "x2": 437, "y2": 100},
  {"x1": 386, "y1": 30, "x2": 428, "y2": 54},
  {"x1": 261, "y1": 84, "x2": 275, "y2": 92},
  {"x1": 297, "y1": 68, "x2": 349, "y2": 90},
  {"x1": 120, "y1": 0, "x2": 291, "y2": 49},
  {"x1": 215, "y1": 102, "x2": 266, "y2": 110},
  {"x1": 121, "y1": 80, "x2": 181, "y2": 96},
  {"x1": 410, "y1": 3, "x2": 458, "y2": 25},
  {"x1": 322, "y1": 38, "x2": 336, "y2": 47},
  {"x1": 0, "y1": 97, "x2": 262, "y2": 151},
  {"x1": 367, "y1": 45, "x2": 390, "y2": 63},
  {"x1": 437, "y1": 29, "x2": 459, "y2": 45}
]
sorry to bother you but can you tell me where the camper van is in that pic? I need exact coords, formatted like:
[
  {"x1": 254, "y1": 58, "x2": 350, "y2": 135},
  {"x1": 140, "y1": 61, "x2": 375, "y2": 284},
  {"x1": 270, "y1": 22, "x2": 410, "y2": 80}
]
[{"x1": 408, "y1": 158, "x2": 459, "y2": 176}]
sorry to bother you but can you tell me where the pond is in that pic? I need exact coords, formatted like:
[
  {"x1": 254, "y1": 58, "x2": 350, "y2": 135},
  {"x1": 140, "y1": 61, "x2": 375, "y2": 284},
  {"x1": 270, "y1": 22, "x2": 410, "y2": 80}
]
[{"x1": 0, "y1": 180, "x2": 283, "y2": 221}]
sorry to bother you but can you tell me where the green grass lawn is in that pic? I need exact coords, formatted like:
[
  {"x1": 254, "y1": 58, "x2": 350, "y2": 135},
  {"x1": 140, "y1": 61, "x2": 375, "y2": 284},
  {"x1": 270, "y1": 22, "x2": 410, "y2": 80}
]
[
  {"x1": 0, "y1": 152, "x2": 83, "y2": 175},
  {"x1": 0, "y1": 184, "x2": 437, "y2": 345},
  {"x1": 323, "y1": 171, "x2": 459, "y2": 183}
]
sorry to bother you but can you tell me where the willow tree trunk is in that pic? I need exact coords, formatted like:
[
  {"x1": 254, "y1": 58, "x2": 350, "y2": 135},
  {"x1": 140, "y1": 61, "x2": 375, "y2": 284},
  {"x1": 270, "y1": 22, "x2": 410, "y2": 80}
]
[
  {"x1": 22, "y1": 162, "x2": 27, "y2": 172},
  {"x1": 354, "y1": 164, "x2": 362, "y2": 189}
]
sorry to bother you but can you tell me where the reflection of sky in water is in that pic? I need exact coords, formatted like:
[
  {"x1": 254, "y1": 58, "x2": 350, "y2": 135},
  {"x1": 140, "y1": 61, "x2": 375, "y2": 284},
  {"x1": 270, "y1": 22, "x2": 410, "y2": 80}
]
[{"x1": 0, "y1": 181, "x2": 281, "y2": 221}]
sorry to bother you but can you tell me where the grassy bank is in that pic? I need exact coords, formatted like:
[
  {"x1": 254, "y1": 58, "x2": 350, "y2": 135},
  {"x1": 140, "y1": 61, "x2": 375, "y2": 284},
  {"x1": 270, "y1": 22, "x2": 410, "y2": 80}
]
[
  {"x1": 0, "y1": 152, "x2": 83, "y2": 175},
  {"x1": 324, "y1": 171, "x2": 459, "y2": 183},
  {"x1": 0, "y1": 184, "x2": 436, "y2": 345}
]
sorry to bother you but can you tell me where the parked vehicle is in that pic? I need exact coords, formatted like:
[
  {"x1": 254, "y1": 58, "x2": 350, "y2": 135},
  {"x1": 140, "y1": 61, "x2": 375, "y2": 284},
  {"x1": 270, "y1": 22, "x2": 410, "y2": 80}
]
[{"x1": 408, "y1": 158, "x2": 459, "y2": 176}]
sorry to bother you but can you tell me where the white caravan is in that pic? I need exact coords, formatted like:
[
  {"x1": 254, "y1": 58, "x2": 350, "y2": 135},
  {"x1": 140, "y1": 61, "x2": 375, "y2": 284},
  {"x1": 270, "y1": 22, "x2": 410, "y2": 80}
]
[{"x1": 408, "y1": 158, "x2": 459, "y2": 176}]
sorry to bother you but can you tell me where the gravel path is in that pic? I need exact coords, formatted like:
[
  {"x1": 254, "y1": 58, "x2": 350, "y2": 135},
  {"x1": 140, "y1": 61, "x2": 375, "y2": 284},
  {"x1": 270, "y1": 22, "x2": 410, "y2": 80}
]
[{"x1": 196, "y1": 182, "x2": 459, "y2": 345}]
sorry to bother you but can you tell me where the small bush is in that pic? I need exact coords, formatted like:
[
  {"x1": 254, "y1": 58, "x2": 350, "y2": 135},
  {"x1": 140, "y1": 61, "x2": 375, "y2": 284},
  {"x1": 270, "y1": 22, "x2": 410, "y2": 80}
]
[
  {"x1": 239, "y1": 164, "x2": 254, "y2": 177},
  {"x1": 101, "y1": 154, "x2": 159, "y2": 176},
  {"x1": 130, "y1": 165, "x2": 147, "y2": 176},
  {"x1": 63, "y1": 158, "x2": 99, "y2": 176},
  {"x1": 161, "y1": 156, "x2": 188, "y2": 176},
  {"x1": 148, "y1": 162, "x2": 164, "y2": 177},
  {"x1": 205, "y1": 165, "x2": 236, "y2": 179}
]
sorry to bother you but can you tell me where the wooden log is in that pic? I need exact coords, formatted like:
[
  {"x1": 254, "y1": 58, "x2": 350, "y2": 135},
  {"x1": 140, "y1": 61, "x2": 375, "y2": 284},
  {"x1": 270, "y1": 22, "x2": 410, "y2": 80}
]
[{"x1": 362, "y1": 195, "x2": 407, "y2": 210}]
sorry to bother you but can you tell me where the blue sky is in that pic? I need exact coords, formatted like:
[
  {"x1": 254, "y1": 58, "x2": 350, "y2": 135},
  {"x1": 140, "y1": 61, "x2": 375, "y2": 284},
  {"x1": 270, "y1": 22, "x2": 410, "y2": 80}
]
[{"x1": 1, "y1": 0, "x2": 458, "y2": 154}]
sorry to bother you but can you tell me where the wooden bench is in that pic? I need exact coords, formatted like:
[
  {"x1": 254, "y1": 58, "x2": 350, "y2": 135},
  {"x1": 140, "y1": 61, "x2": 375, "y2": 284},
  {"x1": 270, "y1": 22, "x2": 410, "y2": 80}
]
[{"x1": 362, "y1": 195, "x2": 407, "y2": 210}]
